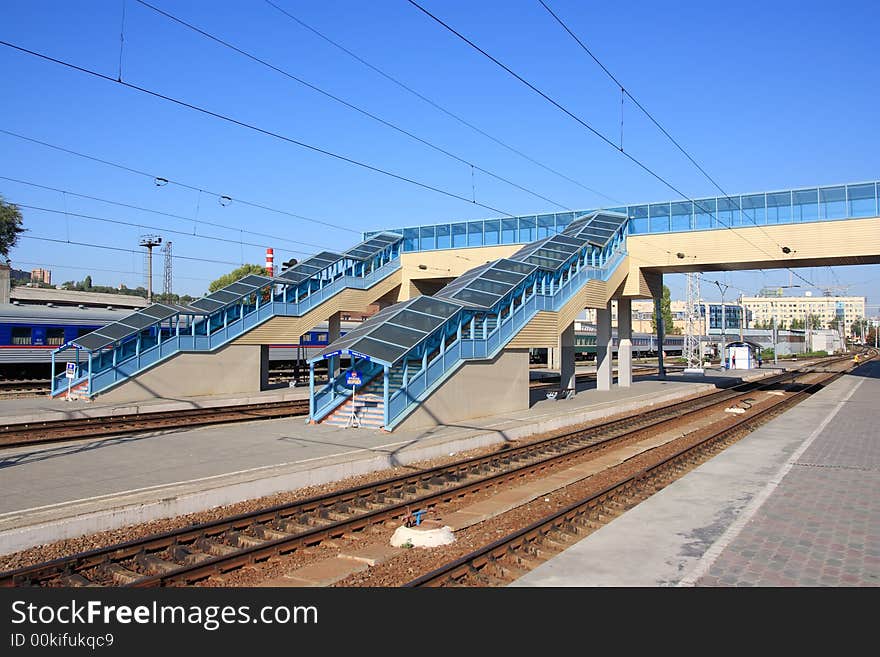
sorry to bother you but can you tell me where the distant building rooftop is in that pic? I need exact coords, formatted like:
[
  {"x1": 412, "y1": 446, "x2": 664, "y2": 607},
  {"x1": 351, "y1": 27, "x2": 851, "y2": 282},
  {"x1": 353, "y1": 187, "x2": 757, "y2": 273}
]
[{"x1": 9, "y1": 286, "x2": 150, "y2": 309}]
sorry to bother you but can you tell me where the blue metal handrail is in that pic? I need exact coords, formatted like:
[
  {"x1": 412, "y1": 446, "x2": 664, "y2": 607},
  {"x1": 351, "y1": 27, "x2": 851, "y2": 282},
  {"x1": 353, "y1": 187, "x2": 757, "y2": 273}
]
[
  {"x1": 310, "y1": 219, "x2": 630, "y2": 428},
  {"x1": 51, "y1": 256, "x2": 403, "y2": 397}
]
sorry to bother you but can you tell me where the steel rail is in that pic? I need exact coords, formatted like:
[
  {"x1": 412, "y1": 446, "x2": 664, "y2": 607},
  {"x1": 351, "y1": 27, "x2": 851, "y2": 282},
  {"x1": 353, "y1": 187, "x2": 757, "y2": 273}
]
[
  {"x1": 0, "y1": 362, "x2": 840, "y2": 587},
  {"x1": 403, "y1": 367, "x2": 857, "y2": 587}
]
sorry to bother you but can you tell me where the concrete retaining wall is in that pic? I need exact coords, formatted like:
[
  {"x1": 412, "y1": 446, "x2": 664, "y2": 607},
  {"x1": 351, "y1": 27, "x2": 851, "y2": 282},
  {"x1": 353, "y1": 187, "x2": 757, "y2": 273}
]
[
  {"x1": 96, "y1": 343, "x2": 266, "y2": 403},
  {"x1": 394, "y1": 348, "x2": 530, "y2": 432}
]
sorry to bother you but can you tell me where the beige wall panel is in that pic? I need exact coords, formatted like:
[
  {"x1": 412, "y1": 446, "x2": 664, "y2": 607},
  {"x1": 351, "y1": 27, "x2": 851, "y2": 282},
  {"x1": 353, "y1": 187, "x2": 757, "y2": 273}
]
[
  {"x1": 97, "y1": 344, "x2": 263, "y2": 403},
  {"x1": 508, "y1": 311, "x2": 557, "y2": 349},
  {"x1": 233, "y1": 272, "x2": 401, "y2": 345},
  {"x1": 398, "y1": 245, "x2": 522, "y2": 301},
  {"x1": 393, "y1": 348, "x2": 529, "y2": 432},
  {"x1": 626, "y1": 217, "x2": 880, "y2": 274}
]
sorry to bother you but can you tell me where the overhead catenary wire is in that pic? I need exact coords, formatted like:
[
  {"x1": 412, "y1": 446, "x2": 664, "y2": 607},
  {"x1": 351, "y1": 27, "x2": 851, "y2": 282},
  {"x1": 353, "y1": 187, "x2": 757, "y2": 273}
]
[
  {"x1": 12, "y1": 259, "x2": 212, "y2": 283},
  {"x1": 135, "y1": 0, "x2": 573, "y2": 212},
  {"x1": 0, "y1": 127, "x2": 360, "y2": 236},
  {"x1": 405, "y1": 0, "x2": 817, "y2": 287},
  {"x1": 0, "y1": 39, "x2": 521, "y2": 220},
  {"x1": 262, "y1": 0, "x2": 623, "y2": 206},
  {"x1": 21, "y1": 234, "x2": 245, "y2": 267},
  {"x1": 11, "y1": 203, "x2": 312, "y2": 258},
  {"x1": 535, "y1": 0, "x2": 816, "y2": 290},
  {"x1": 0, "y1": 174, "x2": 334, "y2": 251}
]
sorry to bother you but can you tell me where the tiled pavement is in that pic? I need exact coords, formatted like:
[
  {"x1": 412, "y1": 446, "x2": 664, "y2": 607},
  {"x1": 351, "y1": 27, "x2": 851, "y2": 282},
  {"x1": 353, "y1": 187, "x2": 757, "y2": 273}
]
[
  {"x1": 696, "y1": 366, "x2": 880, "y2": 586},
  {"x1": 513, "y1": 361, "x2": 880, "y2": 587}
]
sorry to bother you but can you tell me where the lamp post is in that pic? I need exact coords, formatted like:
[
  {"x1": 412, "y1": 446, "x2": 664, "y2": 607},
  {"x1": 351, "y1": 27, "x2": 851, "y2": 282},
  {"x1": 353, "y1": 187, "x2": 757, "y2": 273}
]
[{"x1": 714, "y1": 281, "x2": 728, "y2": 368}]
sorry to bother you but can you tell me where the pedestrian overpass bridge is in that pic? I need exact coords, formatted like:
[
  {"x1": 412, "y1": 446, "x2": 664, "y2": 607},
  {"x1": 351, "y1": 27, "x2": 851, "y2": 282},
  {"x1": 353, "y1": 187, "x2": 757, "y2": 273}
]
[{"x1": 55, "y1": 180, "x2": 880, "y2": 431}]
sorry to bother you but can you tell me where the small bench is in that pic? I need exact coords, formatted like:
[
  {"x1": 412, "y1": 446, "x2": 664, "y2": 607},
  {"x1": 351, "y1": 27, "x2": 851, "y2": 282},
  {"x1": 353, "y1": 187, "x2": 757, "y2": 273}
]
[{"x1": 546, "y1": 387, "x2": 575, "y2": 400}]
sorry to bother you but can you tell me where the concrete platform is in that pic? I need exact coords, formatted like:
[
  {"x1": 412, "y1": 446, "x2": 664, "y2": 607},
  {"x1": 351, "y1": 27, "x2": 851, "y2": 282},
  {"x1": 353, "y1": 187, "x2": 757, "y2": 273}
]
[
  {"x1": 0, "y1": 384, "x2": 312, "y2": 426},
  {"x1": 0, "y1": 367, "x2": 784, "y2": 556},
  {"x1": 511, "y1": 359, "x2": 879, "y2": 587}
]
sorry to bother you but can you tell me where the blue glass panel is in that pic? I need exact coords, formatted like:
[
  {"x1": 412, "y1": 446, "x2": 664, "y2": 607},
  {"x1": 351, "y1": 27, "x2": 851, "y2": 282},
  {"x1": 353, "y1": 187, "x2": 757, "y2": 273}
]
[
  {"x1": 436, "y1": 224, "x2": 451, "y2": 249},
  {"x1": 468, "y1": 221, "x2": 483, "y2": 246},
  {"x1": 717, "y1": 197, "x2": 741, "y2": 227},
  {"x1": 537, "y1": 214, "x2": 555, "y2": 239},
  {"x1": 519, "y1": 216, "x2": 535, "y2": 242},
  {"x1": 419, "y1": 225, "x2": 435, "y2": 251},
  {"x1": 793, "y1": 189, "x2": 818, "y2": 222},
  {"x1": 629, "y1": 205, "x2": 649, "y2": 234},
  {"x1": 670, "y1": 202, "x2": 692, "y2": 231},
  {"x1": 649, "y1": 203, "x2": 670, "y2": 233},
  {"x1": 694, "y1": 198, "x2": 715, "y2": 229},
  {"x1": 819, "y1": 186, "x2": 846, "y2": 220},
  {"x1": 484, "y1": 219, "x2": 500, "y2": 245},
  {"x1": 847, "y1": 183, "x2": 876, "y2": 218},
  {"x1": 555, "y1": 212, "x2": 574, "y2": 230},
  {"x1": 502, "y1": 219, "x2": 517, "y2": 243},
  {"x1": 741, "y1": 194, "x2": 766, "y2": 225},
  {"x1": 403, "y1": 227, "x2": 418, "y2": 252},
  {"x1": 766, "y1": 192, "x2": 791, "y2": 224},
  {"x1": 452, "y1": 223, "x2": 467, "y2": 248}
]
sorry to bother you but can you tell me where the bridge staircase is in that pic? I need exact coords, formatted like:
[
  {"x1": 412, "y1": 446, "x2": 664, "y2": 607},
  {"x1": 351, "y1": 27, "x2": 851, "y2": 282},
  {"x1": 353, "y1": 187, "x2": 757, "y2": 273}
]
[
  {"x1": 309, "y1": 211, "x2": 631, "y2": 431},
  {"x1": 50, "y1": 233, "x2": 404, "y2": 399}
]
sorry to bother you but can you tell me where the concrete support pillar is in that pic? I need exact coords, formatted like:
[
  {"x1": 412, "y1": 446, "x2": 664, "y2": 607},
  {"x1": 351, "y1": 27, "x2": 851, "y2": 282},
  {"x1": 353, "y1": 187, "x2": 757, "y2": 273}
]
[
  {"x1": 596, "y1": 302, "x2": 613, "y2": 391},
  {"x1": 548, "y1": 346, "x2": 561, "y2": 370},
  {"x1": 618, "y1": 298, "x2": 633, "y2": 388},
  {"x1": 560, "y1": 321, "x2": 576, "y2": 395},
  {"x1": 328, "y1": 312, "x2": 342, "y2": 378}
]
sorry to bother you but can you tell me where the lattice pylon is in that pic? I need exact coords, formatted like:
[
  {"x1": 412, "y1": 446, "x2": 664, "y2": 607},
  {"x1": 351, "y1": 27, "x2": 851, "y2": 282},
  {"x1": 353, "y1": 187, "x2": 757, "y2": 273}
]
[
  {"x1": 684, "y1": 273, "x2": 702, "y2": 369},
  {"x1": 163, "y1": 240, "x2": 173, "y2": 303}
]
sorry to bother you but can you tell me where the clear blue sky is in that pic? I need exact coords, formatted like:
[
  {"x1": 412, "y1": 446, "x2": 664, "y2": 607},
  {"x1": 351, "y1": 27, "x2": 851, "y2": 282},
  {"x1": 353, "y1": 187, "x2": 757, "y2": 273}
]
[{"x1": 1, "y1": 0, "x2": 878, "y2": 312}]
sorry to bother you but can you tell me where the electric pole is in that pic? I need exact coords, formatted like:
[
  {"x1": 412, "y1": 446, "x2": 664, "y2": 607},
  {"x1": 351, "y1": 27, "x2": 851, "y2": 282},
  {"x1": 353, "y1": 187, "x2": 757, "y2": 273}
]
[
  {"x1": 715, "y1": 281, "x2": 729, "y2": 368},
  {"x1": 140, "y1": 235, "x2": 162, "y2": 303}
]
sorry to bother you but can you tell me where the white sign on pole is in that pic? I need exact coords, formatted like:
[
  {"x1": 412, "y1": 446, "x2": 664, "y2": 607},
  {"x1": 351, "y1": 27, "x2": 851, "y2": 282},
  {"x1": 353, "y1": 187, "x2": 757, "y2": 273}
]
[{"x1": 65, "y1": 362, "x2": 78, "y2": 379}]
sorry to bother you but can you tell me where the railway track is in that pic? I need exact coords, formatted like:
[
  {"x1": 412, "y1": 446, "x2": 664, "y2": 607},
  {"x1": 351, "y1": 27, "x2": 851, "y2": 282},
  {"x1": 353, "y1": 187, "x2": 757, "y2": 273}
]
[
  {"x1": 0, "y1": 358, "x2": 852, "y2": 588},
  {"x1": 403, "y1": 362, "x2": 865, "y2": 587},
  {"x1": 0, "y1": 379, "x2": 50, "y2": 397},
  {"x1": 0, "y1": 398, "x2": 310, "y2": 449},
  {"x1": 0, "y1": 365, "x2": 674, "y2": 449}
]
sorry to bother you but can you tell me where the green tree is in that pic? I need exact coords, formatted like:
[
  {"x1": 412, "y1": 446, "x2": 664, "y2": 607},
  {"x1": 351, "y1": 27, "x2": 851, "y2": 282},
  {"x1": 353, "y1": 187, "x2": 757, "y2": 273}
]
[
  {"x1": 651, "y1": 284, "x2": 676, "y2": 335},
  {"x1": 83, "y1": 275, "x2": 92, "y2": 290},
  {"x1": 0, "y1": 196, "x2": 25, "y2": 261},
  {"x1": 208, "y1": 264, "x2": 266, "y2": 293}
]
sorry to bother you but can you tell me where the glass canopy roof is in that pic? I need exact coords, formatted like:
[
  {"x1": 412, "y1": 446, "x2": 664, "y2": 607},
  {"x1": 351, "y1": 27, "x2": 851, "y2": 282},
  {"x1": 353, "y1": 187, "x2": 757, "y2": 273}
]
[
  {"x1": 509, "y1": 234, "x2": 591, "y2": 272},
  {"x1": 434, "y1": 259, "x2": 537, "y2": 309},
  {"x1": 317, "y1": 295, "x2": 462, "y2": 365},
  {"x1": 342, "y1": 232, "x2": 401, "y2": 262},
  {"x1": 70, "y1": 303, "x2": 207, "y2": 351},
  {"x1": 562, "y1": 212, "x2": 627, "y2": 245},
  {"x1": 275, "y1": 251, "x2": 344, "y2": 284}
]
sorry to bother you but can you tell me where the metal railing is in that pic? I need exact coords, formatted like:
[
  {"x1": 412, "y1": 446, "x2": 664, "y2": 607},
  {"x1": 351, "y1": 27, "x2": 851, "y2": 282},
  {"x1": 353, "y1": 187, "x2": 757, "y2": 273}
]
[{"x1": 52, "y1": 258, "x2": 402, "y2": 397}]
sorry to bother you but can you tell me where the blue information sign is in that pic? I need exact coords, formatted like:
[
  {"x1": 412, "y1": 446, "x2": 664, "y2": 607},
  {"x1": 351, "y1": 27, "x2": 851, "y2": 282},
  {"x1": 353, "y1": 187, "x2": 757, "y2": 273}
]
[
  {"x1": 347, "y1": 350, "x2": 371, "y2": 361},
  {"x1": 346, "y1": 372, "x2": 362, "y2": 386},
  {"x1": 65, "y1": 362, "x2": 78, "y2": 379},
  {"x1": 324, "y1": 350, "x2": 343, "y2": 359}
]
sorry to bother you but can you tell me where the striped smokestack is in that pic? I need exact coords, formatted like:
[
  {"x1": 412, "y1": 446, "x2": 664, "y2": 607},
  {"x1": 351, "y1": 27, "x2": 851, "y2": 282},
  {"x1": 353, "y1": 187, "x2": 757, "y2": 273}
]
[{"x1": 265, "y1": 248, "x2": 275, "y2": 276}]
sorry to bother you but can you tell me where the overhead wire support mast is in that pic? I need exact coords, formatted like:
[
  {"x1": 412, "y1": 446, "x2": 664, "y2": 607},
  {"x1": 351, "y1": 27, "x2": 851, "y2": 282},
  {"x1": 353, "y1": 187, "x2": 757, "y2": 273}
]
[{"x1": 0, "y1": 39, "x2": 521, "y2": 220}]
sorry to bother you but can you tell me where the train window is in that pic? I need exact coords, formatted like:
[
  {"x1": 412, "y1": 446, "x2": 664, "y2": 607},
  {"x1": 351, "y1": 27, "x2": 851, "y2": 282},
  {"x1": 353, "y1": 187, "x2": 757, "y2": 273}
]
[
  {"x1": 317, "y1": 333, "x2": 327, "y2": 342},
  {"x1": 46, "y1": 328, "x2": 65, "y2": 345},
  {"x1": 77, "y1": 327, "x2": 95, "y2": 338},
  {"x1": 11, "y1": 327, "x2": 32, "y2": 345}
]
